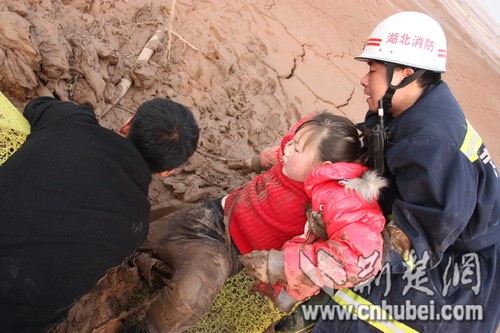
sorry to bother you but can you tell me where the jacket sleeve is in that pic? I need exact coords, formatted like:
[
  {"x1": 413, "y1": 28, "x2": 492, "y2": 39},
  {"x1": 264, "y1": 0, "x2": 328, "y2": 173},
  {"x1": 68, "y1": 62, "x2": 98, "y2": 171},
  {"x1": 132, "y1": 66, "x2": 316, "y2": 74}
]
[
  {"x1": 23, "y1": 96, "x2": 58, "y2": 129},
  {"x1": 386, "y1": 137, "x2": 477, "y2": 268},
  {"x1": 281, "y1": 203, "x2": 385, "y2": 302},
  {"x1": 23, "y1": 96, "x2": 96, "y2": 132}
]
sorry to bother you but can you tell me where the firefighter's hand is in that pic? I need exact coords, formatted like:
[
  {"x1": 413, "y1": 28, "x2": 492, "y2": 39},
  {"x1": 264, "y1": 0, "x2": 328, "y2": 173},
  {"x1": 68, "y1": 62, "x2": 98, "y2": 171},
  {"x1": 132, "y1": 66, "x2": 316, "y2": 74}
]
[
  {"x1": 240, "y1": 249, "x2": 285, "y2": 284},
  {"x1": 306, "y1": 207, "x2": 328, "y2": 240},
  {"x1": 385, "y1": 221, "x2": 412, "y2": 262},
  {"x1": 226, "y1": 155, "x2": 263, "y2": 175}
]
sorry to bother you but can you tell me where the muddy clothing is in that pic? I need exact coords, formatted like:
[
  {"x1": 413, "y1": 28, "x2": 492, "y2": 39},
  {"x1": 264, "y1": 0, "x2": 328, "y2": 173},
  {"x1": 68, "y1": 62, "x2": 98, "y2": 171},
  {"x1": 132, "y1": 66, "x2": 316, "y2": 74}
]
[
  {"x1": 129, "y1": 115, "x2": 317, "y2": 333},
  {"x1": 0, "y1": 97, "x2": 151, "y2": 332},
  {"x1": 129, "y1": 199, "x2": 240, "y2": 333},
  {"x1": 130, "y1": 164, "x2": 313, "y2": 332},
  {"x1": 313, "y1": 81, "x2": 500, "y2": 332}
]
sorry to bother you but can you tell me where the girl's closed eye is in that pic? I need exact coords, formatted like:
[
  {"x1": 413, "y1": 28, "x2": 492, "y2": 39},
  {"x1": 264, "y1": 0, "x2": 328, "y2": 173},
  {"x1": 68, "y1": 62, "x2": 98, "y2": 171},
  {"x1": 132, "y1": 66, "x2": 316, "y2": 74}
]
[{"x1": 294, "y1": 141, "x2": 301, "y2": 153}]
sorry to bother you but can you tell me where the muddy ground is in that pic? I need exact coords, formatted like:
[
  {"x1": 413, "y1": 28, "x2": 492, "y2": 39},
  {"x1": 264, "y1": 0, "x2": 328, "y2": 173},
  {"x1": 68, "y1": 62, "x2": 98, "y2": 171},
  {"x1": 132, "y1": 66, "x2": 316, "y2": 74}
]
[{"x1": 1, "y1": 0, "x2": 499, "y2": 331}]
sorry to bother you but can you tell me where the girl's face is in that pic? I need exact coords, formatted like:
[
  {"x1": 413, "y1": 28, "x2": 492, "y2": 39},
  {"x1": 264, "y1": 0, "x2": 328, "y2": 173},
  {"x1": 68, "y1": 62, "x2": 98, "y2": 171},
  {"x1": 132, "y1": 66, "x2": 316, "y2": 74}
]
[{"x1": 282, "y1": 130, "x2": 318, "y2": 182}]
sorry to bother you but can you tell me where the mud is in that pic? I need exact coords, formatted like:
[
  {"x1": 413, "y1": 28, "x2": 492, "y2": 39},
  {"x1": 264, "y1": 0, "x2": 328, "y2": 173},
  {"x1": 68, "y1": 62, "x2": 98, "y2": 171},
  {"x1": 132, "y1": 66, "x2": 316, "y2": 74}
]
[
  {"x1": 1, "y1": 0, "x2": 499, "y2": 331},
  {"x1": 1, "y1": 0, "x2": 499, "y2": 209}
]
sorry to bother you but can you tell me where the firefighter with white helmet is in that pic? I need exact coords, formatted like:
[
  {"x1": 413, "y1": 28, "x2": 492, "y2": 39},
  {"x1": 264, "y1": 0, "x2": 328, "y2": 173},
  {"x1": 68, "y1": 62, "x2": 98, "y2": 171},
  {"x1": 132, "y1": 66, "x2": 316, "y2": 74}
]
[
  {"x1": 356, "y1": 11, "x2": 447, "y2": 70},
  {"x1": 310, "y1": 11, "x2": 500, "y2": 333},
  {"x1": 356, "y1": 11, "x2": 447, "y2": 115}
]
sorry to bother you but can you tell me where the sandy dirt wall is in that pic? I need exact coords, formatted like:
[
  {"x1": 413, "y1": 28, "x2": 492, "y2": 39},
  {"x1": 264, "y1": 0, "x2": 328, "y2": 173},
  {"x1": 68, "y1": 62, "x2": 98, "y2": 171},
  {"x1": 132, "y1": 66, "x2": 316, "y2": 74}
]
[{"x1": 1, "y1": 0, "x2": 499, "y2": 204}]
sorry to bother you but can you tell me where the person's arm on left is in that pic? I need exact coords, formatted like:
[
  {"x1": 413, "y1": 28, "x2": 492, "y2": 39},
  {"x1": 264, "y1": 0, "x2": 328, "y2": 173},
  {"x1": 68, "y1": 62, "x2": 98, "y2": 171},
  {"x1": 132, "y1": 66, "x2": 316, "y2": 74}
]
[
  {"x1": 23, "y1": 96, "x2": 58, "y2": 129},
  {"x1": 23, "y1": 96, "x2": 96, "y2": 133}
]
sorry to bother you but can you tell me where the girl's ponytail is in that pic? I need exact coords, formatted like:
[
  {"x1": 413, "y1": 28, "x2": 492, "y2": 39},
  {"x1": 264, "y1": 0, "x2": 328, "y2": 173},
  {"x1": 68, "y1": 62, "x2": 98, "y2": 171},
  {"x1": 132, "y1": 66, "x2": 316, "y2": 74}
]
[{"x1": 358, "y1": 126, "x2": 376, "y2": 170}]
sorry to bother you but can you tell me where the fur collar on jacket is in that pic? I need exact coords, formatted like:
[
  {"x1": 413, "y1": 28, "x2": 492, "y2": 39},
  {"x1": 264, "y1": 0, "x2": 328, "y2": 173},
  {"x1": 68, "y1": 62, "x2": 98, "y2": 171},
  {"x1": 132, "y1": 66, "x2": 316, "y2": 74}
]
[
  {"x1": 304, "y1": 162, "x2": 387, "y2": 204},
  {"x1": 343, "y1": 169, "x2": 387, "y2": 203}
]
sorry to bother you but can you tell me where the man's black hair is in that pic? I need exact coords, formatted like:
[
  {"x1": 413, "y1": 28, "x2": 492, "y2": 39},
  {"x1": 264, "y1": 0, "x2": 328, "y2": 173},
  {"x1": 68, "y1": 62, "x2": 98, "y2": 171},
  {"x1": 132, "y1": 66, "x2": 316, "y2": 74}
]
[
  {"x1": 417, "y1": 70, "x2": 442, "y2": 88},
  {"x1": 128, "y1": 98, "x2": 200, "y2": 173}
]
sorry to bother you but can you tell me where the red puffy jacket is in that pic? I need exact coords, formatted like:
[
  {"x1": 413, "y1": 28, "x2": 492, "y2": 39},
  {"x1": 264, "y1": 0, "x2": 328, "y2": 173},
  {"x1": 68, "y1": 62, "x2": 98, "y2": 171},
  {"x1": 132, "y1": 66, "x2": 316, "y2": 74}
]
[{"x1": 281, "y1": 162, "x2": 386, "y2": 301}]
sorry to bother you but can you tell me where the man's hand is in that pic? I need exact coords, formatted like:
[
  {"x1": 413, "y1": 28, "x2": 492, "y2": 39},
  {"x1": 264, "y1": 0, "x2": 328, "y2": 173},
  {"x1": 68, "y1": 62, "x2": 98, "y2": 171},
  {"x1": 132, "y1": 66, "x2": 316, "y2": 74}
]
[
  {"x1": 306, "y1": 207, "x2": 328, "y2": 240},
  {"x1": 226, "y1": 155, "x2": 263, "y2": 175},
  {"x1": 239, "y1": 249, "x2": 285, "y2": 284},
  {"x1": 385, "y1": 221, "x2": 412, "y2": 262}
]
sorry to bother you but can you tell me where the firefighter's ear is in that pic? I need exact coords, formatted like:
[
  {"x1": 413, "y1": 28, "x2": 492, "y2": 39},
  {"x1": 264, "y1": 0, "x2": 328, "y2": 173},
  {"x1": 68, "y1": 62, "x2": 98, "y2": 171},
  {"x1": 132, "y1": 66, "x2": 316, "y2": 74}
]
[{"x1": 402, "y1": 67, "x2": 415, "y2": 78}]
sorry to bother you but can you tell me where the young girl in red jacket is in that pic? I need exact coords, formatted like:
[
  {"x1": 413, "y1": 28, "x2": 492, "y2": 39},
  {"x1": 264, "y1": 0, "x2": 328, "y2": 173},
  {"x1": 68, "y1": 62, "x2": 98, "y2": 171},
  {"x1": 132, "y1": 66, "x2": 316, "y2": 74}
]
[
  {"x1": 234, "y1": 113, "x2": 387, "y2": 312},
  {"x1": 239, "y1": 160, "x2": 387, "y2": 312},
  {"x1": 129, "y1": 112, "x2": 387, "y2": 333}
]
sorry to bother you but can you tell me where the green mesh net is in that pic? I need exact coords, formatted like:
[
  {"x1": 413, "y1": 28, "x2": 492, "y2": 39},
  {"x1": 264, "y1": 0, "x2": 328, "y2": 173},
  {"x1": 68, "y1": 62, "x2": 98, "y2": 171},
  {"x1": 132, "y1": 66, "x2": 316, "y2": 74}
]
[
  {"x1": 0, "y1": 91, "x2": 29, "y2": 165},
  {"x1": 187, "y1": 271, "x2": 286, "y2": 333}
]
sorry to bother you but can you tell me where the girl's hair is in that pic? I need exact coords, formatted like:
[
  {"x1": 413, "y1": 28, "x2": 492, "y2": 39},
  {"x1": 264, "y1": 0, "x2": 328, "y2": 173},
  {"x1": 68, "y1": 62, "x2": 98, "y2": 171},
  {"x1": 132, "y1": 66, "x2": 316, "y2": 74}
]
[{"x1": 294, "y1": 112, "x2": 374, "y2": 168}]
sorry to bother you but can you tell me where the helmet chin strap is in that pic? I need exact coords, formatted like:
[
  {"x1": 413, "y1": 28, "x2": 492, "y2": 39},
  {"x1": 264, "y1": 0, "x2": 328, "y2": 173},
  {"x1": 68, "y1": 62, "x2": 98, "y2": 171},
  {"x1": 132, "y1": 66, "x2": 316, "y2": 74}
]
[
  {"x1": 381, "y1": 63, "x2": 426, "y2": 110},
  {"x1": 371, "y1": 63, "x2": 426, "y2": 175}
]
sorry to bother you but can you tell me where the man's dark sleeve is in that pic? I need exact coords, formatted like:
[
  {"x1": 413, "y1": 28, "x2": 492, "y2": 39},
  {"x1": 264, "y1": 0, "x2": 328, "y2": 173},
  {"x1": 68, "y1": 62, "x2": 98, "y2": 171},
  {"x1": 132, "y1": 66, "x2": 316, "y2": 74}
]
[
  {"x1": 23, "y1": 96, "x2": 96, "y2": 132},
  {"x1": 23, "y1": 96, "x2": 58, "y2": 127},
  {"x1": 386, "y1": 137, "x2": 476, "y2": 268}
]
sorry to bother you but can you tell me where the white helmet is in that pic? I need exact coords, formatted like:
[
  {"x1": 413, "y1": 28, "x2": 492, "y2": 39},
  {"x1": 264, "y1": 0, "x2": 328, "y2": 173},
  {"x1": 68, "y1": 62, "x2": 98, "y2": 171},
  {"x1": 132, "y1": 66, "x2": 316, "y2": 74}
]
[{"x1": 356, "y1": 11, "x2": 447, "y2": 73}]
